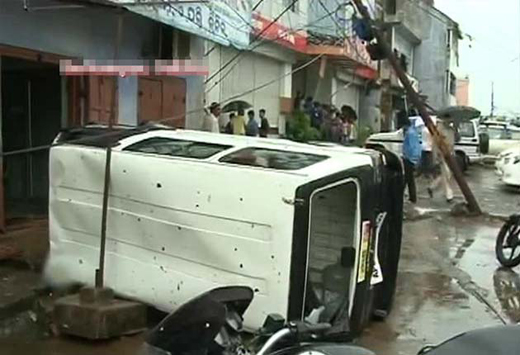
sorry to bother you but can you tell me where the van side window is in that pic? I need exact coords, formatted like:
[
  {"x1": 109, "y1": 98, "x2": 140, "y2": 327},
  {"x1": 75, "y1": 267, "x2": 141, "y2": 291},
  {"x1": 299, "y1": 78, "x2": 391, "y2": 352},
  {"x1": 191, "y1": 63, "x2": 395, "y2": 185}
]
[
  {"x1": 123, "y1": 137, "x2": 231, "y2": 159},
  {"x1": 219, "y1": 148, "x2": 328, "y2": 170}
]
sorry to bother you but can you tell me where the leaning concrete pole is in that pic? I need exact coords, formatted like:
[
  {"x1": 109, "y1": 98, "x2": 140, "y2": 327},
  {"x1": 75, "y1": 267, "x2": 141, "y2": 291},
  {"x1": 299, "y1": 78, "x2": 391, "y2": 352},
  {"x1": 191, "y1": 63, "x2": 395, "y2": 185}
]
[{"x1": 352, "y1": 0, "x2": 481, "y2": 214}]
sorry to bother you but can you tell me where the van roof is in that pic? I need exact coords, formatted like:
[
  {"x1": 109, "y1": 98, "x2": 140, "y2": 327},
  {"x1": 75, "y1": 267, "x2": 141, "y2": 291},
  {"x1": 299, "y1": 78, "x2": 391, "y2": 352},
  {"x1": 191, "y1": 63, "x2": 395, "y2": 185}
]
[{"x1": 56, "y1": 127, "x2": 377, "y2": 181}]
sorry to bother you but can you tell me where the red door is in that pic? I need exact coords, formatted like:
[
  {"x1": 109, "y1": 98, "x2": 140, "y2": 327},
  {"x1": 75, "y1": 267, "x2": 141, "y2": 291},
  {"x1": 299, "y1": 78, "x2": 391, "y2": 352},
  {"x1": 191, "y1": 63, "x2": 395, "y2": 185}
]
[
  {"x1": 88, "y1": 77, "x2": 118, "y2": 124},
  {"x1": 138, "y1": 77, "x2": 186, "y2": 128}
]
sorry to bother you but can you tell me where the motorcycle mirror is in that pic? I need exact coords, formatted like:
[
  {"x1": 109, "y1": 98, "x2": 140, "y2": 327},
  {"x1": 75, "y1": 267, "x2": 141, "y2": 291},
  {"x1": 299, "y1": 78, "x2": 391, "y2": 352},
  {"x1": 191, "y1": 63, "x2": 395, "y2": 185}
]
[
  {"x1": 341, "y1": 247, "x2": 356, "y2": 268},
  {"x1": 261, "y1": 313, "x2": 285, "y2": 334}
]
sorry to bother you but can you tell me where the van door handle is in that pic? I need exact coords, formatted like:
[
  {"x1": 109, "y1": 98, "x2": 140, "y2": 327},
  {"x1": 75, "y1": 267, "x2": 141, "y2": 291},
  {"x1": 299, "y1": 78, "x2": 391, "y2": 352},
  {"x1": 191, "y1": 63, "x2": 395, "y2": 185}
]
[{"x1": 472, "y1": 139, "x2": 477, "y2": 142}]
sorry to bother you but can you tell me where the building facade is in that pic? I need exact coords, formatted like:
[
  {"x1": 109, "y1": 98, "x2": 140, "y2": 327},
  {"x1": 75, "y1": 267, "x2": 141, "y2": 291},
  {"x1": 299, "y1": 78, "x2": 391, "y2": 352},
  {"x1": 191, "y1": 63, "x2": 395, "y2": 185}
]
[
  {"x1": 456, "y1": 76, "x2": 470, "y2": 106},
  {"x1": 0, "y1": 0, "x2": 208, "y2": 230},
  {"x1": 293, "y1": 0, "x2": 380, "y2": 132},
  {"x1": 376, "y1": 0, "x2": 461, "y2": 130},
  {"x1": 412, "y1": 4, "x2": 461, "y2": 110},
  {"x1": 205, "y1": 0, "x2": 308, "y2": 134}
]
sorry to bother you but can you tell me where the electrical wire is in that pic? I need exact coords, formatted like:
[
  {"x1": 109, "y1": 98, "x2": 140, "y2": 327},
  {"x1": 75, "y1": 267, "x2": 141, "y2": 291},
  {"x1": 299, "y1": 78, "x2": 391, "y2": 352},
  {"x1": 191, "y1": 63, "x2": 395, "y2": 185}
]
[
  {"x1": 204, "y1": 0, "x2": 301, "y2": 85},
  {"x1": 0, "y1": 53, "x2": 324, "y2": 158},
  {"x1": 252, "y1": 0, "x2": 266, "y2": 12},
  {"x1": 205, "y1": 2, "x2": 346, "y2": 96}
]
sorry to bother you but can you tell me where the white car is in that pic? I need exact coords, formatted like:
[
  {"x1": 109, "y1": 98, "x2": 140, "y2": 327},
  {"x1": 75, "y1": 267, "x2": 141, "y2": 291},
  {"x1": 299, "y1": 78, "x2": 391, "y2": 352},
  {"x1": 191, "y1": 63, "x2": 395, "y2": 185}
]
[
  {"x1": 479, "y1": 122, "x2": 520, "y2": 156},
  {"x1": 366, "y1": 117, "x2": 483, "y2": 171},
  {"x1": 500, "y1": 155, "x2": 520, "y2": 187},
  {"x1": 496, "y1": 147, "x2": 520, "y2": 176}
]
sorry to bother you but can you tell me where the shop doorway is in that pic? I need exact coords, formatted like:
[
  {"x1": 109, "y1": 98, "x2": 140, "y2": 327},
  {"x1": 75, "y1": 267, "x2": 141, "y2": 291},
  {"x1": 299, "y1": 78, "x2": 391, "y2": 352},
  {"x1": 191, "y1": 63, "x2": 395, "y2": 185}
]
[{"x1": 1, "y1": 56, "x2": 62, "y2": 224}]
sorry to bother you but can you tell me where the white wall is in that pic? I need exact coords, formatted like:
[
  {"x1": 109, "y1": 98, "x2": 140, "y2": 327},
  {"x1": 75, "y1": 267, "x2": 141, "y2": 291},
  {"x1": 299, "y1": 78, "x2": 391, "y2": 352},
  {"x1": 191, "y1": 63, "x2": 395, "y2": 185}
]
[
  {"x1": 182, "y1": 36, "x2": 206, "y2": 130},
  {"x1": 206, "y1": 43, "x2": 294, "y2": 129}
]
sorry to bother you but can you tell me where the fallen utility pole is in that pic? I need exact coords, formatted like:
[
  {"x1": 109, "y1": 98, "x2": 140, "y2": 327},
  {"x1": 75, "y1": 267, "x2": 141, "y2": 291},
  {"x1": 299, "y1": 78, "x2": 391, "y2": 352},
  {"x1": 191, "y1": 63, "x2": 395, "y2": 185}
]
[
  {"x1": 95, "y1": 12, "x2": 124, "y2": 288},
  {"x1": 352, "y1": 0, "x2": 481, "y2": 214}
]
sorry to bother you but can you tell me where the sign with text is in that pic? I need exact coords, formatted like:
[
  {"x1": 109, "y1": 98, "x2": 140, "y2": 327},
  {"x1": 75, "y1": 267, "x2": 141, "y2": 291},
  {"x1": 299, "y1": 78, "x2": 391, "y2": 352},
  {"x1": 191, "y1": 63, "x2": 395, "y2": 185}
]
[{"x1": 108, "y1": 0, "x2": 252, "y2": 49}]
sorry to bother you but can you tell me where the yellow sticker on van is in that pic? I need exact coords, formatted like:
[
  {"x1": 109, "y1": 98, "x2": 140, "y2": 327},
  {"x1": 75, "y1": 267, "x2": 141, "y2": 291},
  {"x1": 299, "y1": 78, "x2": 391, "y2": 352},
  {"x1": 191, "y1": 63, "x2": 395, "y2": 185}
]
[{"x1": 357, "y1": 221, "x2": 371, "y2": 283}]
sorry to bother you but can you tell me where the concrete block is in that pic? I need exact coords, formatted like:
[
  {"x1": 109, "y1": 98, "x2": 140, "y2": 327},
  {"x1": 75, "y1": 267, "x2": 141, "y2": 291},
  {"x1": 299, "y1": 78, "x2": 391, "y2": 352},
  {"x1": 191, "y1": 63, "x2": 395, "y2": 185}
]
[
  {"x1": 79, "y1": 287, "x2": 114, "y2": 305},
  {"x1": 54, "y1": 288, "x2": 146, "y2": 340}
]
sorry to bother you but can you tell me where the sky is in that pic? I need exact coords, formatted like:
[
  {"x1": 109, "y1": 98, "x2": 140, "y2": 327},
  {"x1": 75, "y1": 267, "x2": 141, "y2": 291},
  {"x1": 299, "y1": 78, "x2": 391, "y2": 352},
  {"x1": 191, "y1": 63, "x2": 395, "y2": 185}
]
[{"x1": 435, "y1": 0, "x2": 520, "y2": 116}]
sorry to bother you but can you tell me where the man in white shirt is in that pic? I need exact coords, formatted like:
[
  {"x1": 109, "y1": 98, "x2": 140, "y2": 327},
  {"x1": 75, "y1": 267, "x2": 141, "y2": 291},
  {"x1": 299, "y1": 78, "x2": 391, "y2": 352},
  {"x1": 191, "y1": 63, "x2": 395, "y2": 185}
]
[
  {"x1": 428, "y1": 118, "x2": 455, "y2": 202},
  {"x1": 203, "y1": 102, "x2": 221, "y2": 133},
  {"x1": 413, "y1": 115, "x2": 436, "y2": 177}
]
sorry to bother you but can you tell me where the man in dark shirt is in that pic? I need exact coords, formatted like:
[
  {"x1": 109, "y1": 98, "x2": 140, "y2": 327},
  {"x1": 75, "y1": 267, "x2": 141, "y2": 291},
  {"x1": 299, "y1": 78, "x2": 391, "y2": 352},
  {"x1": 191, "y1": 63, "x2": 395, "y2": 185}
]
[{"x1": 259, "y1": 109, "x2": 270, "y2": 138}]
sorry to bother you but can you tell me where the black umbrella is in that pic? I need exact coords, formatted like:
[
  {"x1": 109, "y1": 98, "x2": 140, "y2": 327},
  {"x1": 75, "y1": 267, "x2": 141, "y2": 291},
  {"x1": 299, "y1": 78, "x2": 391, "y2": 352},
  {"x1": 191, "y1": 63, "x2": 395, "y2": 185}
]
[
  {"x1": 436, "y1": 106, "x2": 481, "y2": 122},
  {"x1": 221, "y1": 100, "x2": 253, "y2": 113}
]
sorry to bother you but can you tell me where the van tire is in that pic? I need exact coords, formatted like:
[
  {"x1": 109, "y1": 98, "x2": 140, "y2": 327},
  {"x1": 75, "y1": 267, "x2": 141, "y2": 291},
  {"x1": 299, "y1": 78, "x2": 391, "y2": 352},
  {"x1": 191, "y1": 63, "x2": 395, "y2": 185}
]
[
  {"x1": 456, "y1": 153, "x2": 467, "y2": 172},
  {"x1": 479, "y1": 133, "x2": 490, "y2": 154}
]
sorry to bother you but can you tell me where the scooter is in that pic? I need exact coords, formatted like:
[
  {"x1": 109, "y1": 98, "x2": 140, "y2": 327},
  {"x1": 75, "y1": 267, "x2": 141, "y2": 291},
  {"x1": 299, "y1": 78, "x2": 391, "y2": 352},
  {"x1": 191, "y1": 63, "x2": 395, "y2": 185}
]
[
  {"x1": 140, "y1": 286, "x2": 520, "y2": 355},
  {"x1": 140, "y1": 286, "x2": 373, "y2": 355}
]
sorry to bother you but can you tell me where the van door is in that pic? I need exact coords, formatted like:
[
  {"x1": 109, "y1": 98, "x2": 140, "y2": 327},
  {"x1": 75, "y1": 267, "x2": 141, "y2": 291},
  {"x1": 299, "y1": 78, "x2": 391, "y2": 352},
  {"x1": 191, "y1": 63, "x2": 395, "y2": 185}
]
[
  {"x1": 305, "y1": 179, "x2": 360, "y2": 325},
  {"x1": 288, "y1": 165, "x2": 379, "y2": 337},
  {"x1": 457, "y1": 120, "x2": 480, "y2": 160}
]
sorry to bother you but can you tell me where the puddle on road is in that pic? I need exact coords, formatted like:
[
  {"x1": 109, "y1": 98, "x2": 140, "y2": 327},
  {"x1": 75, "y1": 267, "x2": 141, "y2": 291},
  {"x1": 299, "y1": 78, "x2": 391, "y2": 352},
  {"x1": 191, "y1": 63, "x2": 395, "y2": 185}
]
[
  {"x1": 360, "y1": 270, "x2": 500, "y2": 355},
  {"x1": 361, "y1": 215, "x2": 511, "y2": 355},
  {"x1": 492, "y1": 268, "x2": 520, "y2": 323},
  {"x1": 431, "y1": 217, "x2": 520, "y2": 324}
]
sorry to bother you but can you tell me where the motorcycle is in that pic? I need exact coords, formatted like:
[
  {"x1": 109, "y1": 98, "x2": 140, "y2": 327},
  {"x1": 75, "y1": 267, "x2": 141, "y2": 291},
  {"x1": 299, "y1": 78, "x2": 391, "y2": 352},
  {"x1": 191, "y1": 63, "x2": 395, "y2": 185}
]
[
  {"x1": 140, "y1": 286, "x2": 520, "y2": 355},
  {"x1": 495, "y1": 214, "x2": 520, "y2": 267}
]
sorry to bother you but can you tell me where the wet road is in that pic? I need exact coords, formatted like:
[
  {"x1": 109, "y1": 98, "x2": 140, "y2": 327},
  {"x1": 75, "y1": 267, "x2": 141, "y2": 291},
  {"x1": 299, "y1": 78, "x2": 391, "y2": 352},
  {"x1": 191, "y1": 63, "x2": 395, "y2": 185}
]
[
  {"x1": 358, "y1": 215, "x2": 518, "y2": 354},
  {"x1": 414, "y1": 164, "x2": 520, "y2": 216},
  {"x1": 1, "y1": 166, "x2": 519, "y2": 355}
]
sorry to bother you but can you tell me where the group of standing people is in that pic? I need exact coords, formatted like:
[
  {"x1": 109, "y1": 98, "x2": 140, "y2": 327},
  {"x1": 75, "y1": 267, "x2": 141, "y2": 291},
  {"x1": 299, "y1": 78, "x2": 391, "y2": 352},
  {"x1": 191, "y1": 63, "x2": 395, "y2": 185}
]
[
  {"x1": 297, "y1": 94, "x2": 359, "y2": 145},
  {"x1": 402, "y1": 110, "x2": 456, "y2": 205},
  {"x1": 203, "y1": 102, "x2": 270, "y2": 138}
]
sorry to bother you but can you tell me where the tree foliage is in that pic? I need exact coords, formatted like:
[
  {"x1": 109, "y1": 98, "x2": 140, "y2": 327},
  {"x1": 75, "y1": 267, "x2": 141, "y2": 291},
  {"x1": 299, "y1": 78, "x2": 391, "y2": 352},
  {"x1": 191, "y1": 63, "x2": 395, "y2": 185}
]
[{"x1": 285, "y1": 110, "x2": 321, "y2": 143}]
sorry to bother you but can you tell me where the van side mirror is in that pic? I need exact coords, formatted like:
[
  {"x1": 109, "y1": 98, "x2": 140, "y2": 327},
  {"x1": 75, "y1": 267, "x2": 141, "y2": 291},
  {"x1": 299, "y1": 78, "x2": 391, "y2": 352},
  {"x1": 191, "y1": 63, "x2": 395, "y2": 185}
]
[{"x1": 341, "y1": 247, "x2": 356, "y2": 268}]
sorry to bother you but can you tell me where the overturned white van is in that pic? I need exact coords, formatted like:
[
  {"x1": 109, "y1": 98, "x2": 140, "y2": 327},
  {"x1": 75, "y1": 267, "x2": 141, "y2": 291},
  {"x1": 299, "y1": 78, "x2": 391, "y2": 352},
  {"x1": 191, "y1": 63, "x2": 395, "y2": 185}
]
[{"x1": 44, "y1": 126, "x2": 404, "y2": 336}]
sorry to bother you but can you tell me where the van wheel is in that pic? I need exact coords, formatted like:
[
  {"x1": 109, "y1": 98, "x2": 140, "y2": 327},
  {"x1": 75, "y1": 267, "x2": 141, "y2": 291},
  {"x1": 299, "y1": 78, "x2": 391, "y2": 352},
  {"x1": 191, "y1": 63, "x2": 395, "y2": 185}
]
[
  {"x1": 456, "y1": 153, "x2": 467, "y2": 172},
  {"x1": 479, "y1": 133, "x2": 490, "y2": 154}
]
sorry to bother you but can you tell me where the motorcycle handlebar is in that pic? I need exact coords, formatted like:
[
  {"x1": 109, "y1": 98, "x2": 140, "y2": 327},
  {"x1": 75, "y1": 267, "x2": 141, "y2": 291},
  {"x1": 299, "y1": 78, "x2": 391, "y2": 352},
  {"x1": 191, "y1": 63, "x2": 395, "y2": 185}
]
[{"x1": 290, "y1": 321, "x2": 332, "y2": 335}]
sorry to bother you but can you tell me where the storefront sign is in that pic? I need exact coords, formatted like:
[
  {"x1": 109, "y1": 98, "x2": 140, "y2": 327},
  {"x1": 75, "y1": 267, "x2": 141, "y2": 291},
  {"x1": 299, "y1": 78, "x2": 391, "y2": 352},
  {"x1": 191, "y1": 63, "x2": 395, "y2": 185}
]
[
  {"x1": 107, "y1": 0, "x2": 252, "y2": 49},
  {"x1": 252, "y1": 13, "x2": 307, "y2": 52}
]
